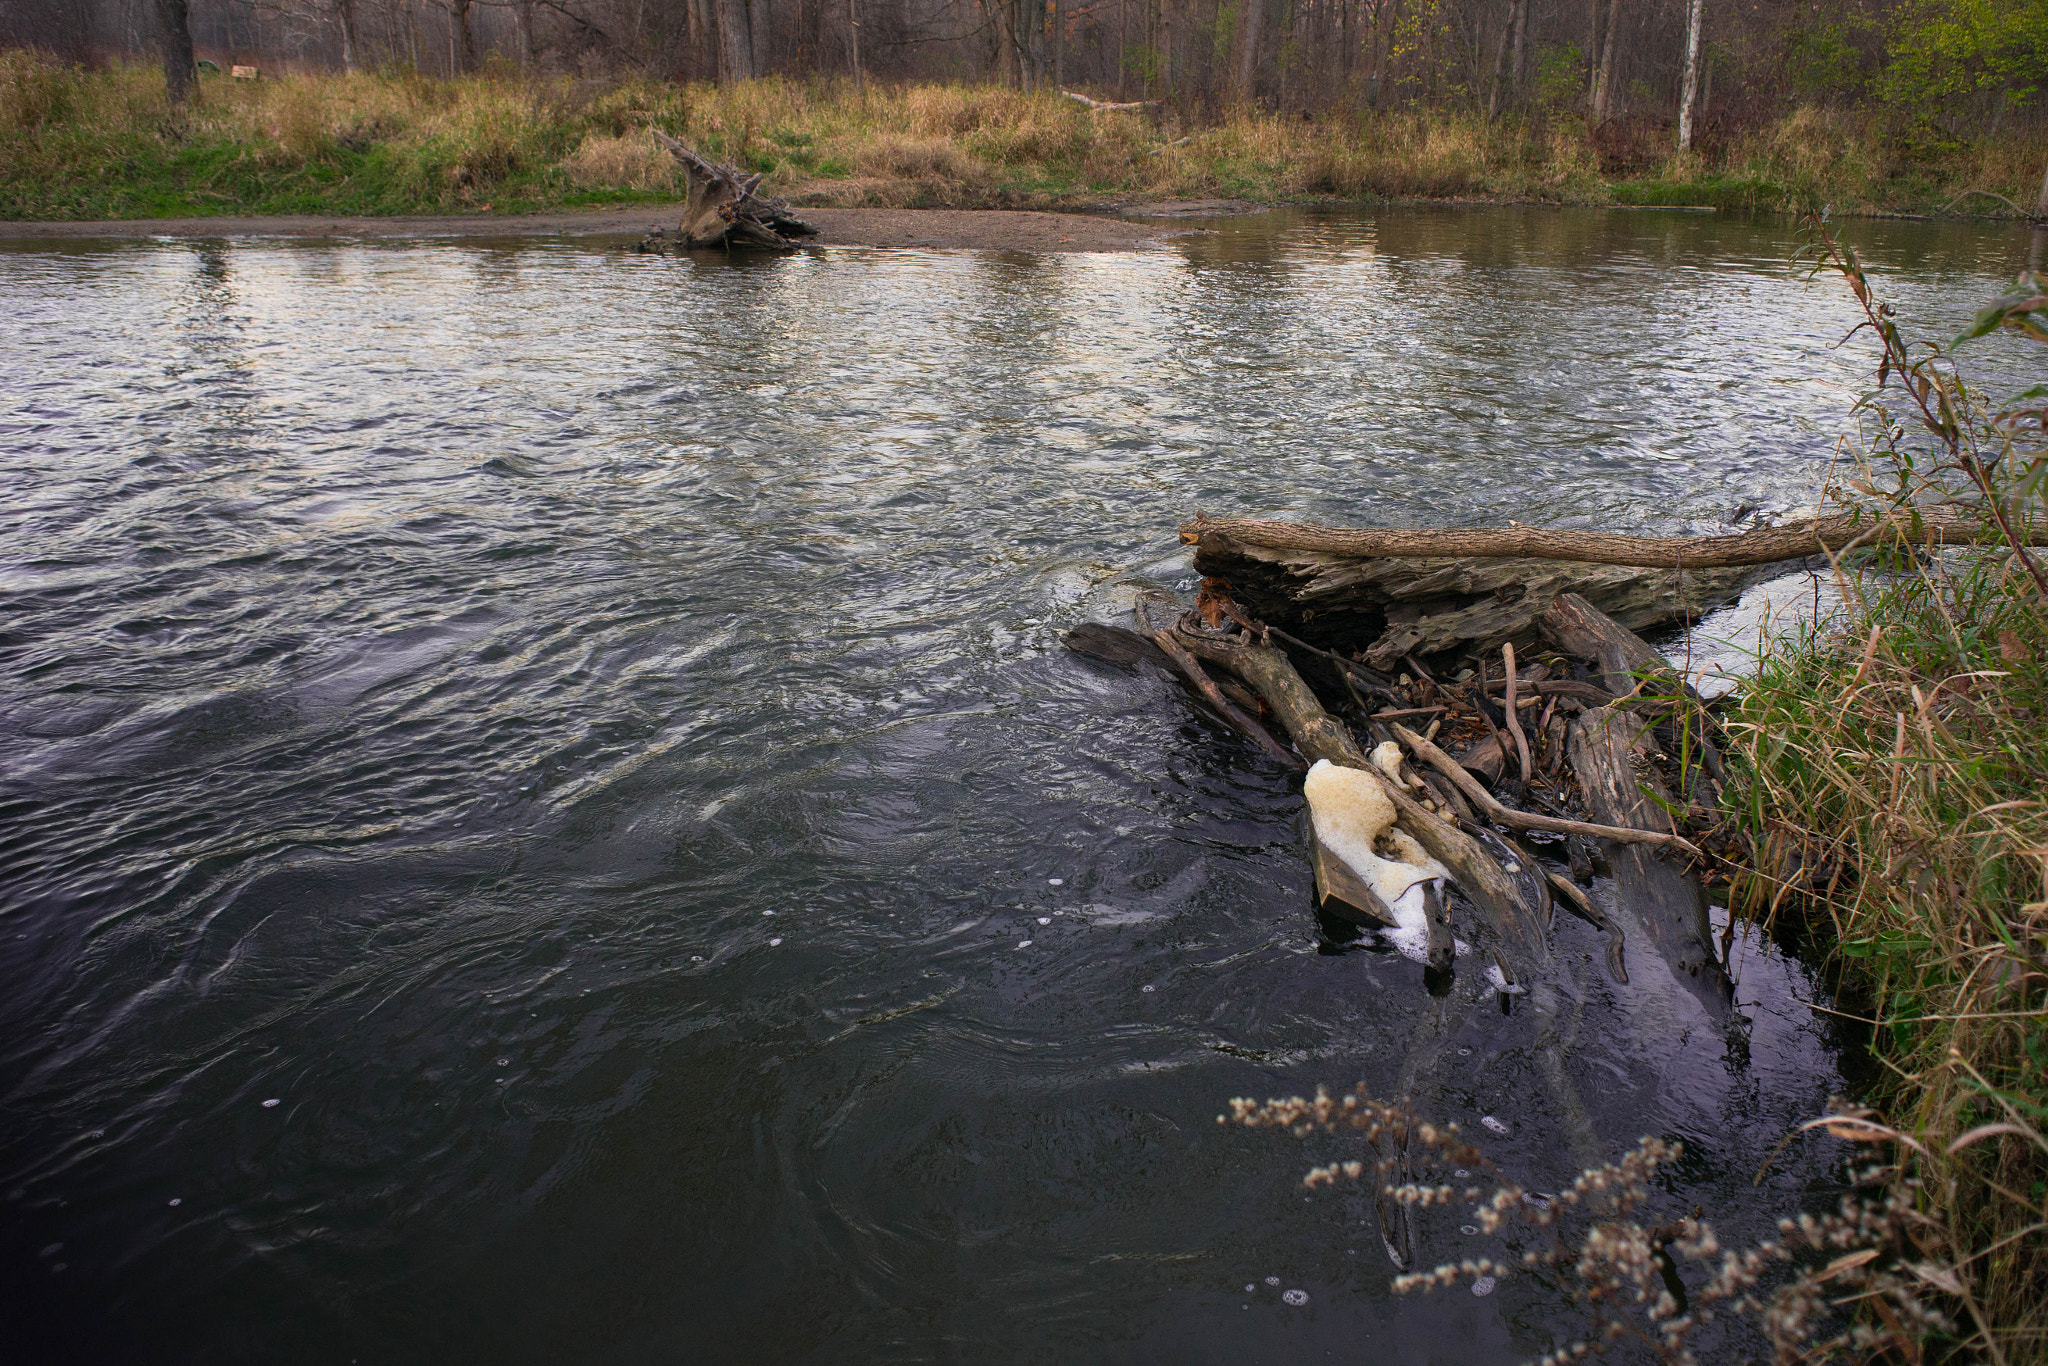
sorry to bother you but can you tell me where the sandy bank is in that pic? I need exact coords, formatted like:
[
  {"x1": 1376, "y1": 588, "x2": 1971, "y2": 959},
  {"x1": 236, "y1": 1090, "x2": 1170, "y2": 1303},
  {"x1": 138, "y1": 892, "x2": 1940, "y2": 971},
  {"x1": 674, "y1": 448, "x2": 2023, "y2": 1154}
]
[{"x1": 0, "y1": 204, "x2": 1183, "y2": 251}]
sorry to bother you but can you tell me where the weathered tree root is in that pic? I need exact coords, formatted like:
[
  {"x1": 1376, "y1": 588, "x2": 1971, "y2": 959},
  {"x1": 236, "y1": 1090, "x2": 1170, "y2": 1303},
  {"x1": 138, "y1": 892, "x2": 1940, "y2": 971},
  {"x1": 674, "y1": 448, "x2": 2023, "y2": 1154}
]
[{"x1": 642, "y1": 132, "x2": 817, "y2": 250}]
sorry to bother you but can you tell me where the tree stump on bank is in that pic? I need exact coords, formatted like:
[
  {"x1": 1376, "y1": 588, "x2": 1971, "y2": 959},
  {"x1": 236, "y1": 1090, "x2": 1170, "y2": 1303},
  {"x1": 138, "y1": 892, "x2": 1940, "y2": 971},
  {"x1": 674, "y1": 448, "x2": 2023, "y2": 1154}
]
[{"x1": 636, "y1": 133, "x2": 816, "y2": 251}]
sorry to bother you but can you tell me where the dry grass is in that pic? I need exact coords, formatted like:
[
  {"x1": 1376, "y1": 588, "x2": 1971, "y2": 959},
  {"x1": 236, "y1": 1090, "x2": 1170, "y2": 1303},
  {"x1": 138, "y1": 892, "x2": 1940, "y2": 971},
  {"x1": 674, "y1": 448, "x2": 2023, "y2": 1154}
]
[
  {"x1": 5, "y1": 53, "x2": 2045, "y2": 220},
  {"x1": 562, "y1": 129, "x2": 679, "y2": 191},
  {"x1": 1719, "y1": 232, "x2": 2048, "y2": 1360}
]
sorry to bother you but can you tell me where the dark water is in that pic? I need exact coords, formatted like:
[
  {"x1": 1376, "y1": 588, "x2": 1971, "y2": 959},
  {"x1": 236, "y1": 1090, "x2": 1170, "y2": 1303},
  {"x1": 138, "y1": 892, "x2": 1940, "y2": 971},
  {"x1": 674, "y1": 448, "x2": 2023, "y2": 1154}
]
[{"x1": 0, "y1": 207, "x2": 2035, "y2": 1364}]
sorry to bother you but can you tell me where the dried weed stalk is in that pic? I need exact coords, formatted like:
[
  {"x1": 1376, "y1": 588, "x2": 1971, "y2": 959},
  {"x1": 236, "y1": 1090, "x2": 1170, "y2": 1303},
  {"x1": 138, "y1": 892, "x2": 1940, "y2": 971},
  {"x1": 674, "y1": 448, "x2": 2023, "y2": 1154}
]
[{"x1": 1227, "y1": 1088, "x2": 1974, "y2": 1364}]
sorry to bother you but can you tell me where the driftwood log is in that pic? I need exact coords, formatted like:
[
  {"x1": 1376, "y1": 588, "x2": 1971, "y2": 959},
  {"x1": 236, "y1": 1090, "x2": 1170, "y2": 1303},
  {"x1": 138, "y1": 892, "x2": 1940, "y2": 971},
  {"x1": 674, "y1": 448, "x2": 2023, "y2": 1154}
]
[
  {"x1": 1179, "y1": 507, "x2": 2040, "y2": 567},
  {"x1": 644, "y1": 132, "x2": 816, "y2": 249},
  {"x1": 1066, "y1": 516, "x2": 1795, "y2": 1018},
  {"x1": 1179, "y1": 506, "x2": 2048, "y2": 671},
  {"x1": 1568, "y1": 700, "x2": 1734, "y2": 1020},
  {"x1": 1184, "y1": 526, "x2": 1775, "y2": 668},
  {"x1": 1541, "y1": 590, "x2": 1683, "y2": 695}
]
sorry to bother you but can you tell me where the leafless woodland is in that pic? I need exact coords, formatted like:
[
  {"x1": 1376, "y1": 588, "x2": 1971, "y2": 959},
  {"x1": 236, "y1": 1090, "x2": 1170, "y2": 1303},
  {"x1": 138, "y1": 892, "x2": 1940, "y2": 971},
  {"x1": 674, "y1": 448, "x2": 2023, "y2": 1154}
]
[{"x1": 2, "y1": 0, "x2": 1936, "y2": 138}]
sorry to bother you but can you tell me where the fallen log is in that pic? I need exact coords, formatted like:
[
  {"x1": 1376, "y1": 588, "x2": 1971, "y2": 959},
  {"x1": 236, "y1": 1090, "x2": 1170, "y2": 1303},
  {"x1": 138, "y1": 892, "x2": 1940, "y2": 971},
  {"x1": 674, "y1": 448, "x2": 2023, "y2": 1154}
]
[
  {"x1": 1542, "y1": 591, "x2": 1728, "y2": 783},
  {"x1": 1541, "y1": 591, "x2": 1684, "y2": 697},
  {"x1": 1178, "y1": 506, "x2": 2036, "y2": 568},
  {"x1": 646, "y1": 133, "x2": 817, "y2": 249},
  {"x1": 1062, "y1": 89, "x2": 1155, "y2": 110},
  {"x1": 1568, "y1": 701, "x2": 1732, "y2": 1019},
  {"x1": 1136, "y1": 602, "x2": 1303, "y2": 770},
  {"x1": 1185, "y1": 527, "x2": 1773, "y2": 668},
  {"x1": 1063, "y1": 620, "x2": 1162, "y2": 671},
  {"x1": 1063, "y1": 619, "x2": 1301, "y2": 768}
]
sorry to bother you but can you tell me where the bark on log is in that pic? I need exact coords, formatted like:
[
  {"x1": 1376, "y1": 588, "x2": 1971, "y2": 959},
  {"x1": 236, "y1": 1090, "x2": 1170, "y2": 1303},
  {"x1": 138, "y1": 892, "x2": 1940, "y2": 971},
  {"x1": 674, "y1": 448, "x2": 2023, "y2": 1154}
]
[
  {"x1": 1186, "y1": 529, "x2": 1772, "y2": 668},
  {"x1": 1063, "y1": 621, "x2": 1162, "y2": 670},
  {"x1": 1542, "y1": 592, "x2": 1727, "y2": 783},
  {"x1": 1063, "y1": 621, "x2": 1301, "y2": 768},
  {"x1": 1541, "y1": 591, "x2": 1681, "y2": 697},
  {"x1": 649, "y1": 133, "x2": 816, "y2": 249},
  {"x1": 1179, "y1": 506, "x2": 2038, "y2": 568},
  {"x1": 1567, "y1": 704, "x2": 1732, "y2": 1020}
]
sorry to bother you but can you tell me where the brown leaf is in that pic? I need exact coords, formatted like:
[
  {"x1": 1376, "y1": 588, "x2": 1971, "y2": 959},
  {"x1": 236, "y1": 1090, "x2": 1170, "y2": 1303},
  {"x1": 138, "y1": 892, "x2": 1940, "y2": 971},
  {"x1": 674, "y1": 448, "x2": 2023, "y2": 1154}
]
[
  {"x1": 1802, "y1": 1115, "x2": 1901, "y2": 1143},
  {"x1": 1817, "y1": 1247, "x2": 1880, "y2": 1281},
  {"x1": 1999, "y1": 629, "x2": 2030, "y2": 665}
]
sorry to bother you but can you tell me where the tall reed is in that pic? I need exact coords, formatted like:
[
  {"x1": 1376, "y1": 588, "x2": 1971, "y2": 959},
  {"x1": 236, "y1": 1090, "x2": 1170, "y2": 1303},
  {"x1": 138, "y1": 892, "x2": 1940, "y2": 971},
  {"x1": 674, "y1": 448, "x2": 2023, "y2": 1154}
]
[{"x1": 1719, "y1": 223, "x2": 2048, "y2": 1360}]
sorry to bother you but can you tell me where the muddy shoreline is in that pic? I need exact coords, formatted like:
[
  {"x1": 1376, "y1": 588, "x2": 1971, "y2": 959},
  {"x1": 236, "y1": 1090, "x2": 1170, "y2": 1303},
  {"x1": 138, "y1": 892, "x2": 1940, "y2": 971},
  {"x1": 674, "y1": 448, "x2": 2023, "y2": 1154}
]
[{"x1": 0, "y1": 204, "x2": 1196, "y2": 251}]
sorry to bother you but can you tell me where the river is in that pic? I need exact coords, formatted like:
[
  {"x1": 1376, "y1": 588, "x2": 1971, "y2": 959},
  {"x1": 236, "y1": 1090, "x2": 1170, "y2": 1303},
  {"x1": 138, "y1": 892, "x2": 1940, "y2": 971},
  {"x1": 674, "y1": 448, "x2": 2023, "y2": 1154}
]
[{"x1": 0, "y1": 206, "x2": 2035, "y2": 1363}]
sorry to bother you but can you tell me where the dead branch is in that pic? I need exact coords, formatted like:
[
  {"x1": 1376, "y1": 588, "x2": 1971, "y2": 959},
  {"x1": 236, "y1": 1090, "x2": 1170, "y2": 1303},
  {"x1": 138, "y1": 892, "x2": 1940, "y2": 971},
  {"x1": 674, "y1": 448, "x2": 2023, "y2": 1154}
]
[{"x1": 1391, "y1": 723, "x2": 1704, "y2": 859}]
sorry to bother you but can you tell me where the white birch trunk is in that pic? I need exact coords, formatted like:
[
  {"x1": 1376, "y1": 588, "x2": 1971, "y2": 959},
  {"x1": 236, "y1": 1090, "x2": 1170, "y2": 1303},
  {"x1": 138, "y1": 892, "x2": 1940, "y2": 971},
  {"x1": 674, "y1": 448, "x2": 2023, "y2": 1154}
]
[{"x1": 1676, "y1": 0, "x2": 1703, "y2": 150}]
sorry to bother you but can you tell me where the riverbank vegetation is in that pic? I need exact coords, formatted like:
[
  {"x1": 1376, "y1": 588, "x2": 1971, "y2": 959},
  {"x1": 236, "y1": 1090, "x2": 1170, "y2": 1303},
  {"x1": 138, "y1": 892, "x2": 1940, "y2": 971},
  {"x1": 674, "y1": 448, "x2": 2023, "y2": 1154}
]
[
  {"x1": 8, "y1": 0, "x2": 2048, "y2": 220},
  {"x1": 1, "y1": 56, "x2": 2045, "y2": 221},
  {"x1": 1718, "y1": 230, "x2": 2048, "y2": 1359}
]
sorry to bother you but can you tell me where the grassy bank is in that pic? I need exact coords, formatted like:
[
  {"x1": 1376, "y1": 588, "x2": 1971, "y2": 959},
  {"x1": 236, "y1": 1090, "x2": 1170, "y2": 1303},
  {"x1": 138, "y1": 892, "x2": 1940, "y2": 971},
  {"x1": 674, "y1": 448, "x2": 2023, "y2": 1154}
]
[
  {"x1": 3, "y1": 52, "x2": 2046, "y2": 221},
  {"x1": 1720, "y1": 237, "x2": 2047, "y2": 1359}
]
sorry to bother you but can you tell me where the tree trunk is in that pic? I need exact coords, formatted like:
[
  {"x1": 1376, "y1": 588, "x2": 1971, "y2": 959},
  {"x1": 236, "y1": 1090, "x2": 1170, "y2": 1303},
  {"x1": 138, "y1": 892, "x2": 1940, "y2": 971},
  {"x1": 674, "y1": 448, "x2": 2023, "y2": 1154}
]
[
  {"x1": 1568, "y1": 703, "x2": 1731, "y2": 1022},
  {"x1": 1592, "y1": 0, "x2": 1619, "y2": 118},
  {"x1": 848, "y1": 0, "x2": 863, "y2": 88},
  {"x1": 156, "y1": 0, "x2": 197, "y2": 105},
  {"x1": 2034, "y1": 160, "x2": 2048, "y2": 221},
  {"x1": 1511, "y1": 0, "x2": 1528, "y2": 97},
  {"x1": 748, "y1": 0, "x2": 770, "y2": 76},
  {"x1": 517, "y1": 0, "x2": 535, "y2": 69},
  {"x1": 1118, "y1": 0, "x2": 1129, "y2": 96},
  {"x1": 1487, "y1": 0, "x2": 1520, "y2": 117},
  {"x1": 1232, "y1": 0, "x2": 1263, "y2": 102},
  {"x1": 1585, "y1": 0, "x2": 1600, "y2": 107},
  {"x1": 1540, "y1": 592, "x2": 1677, "y2": 696},
  {"x1": 716, "y1": 0, "x2": 754, "y2": 80},
  {"x1": 337, "y1": 0, "x2": 360, "y2": 71},
  {"x1": 1189, "y1": 530, "x2": 1769, "y2": 668},
  {"x1": 451, "y1": 0, "x2": 477, "y2": 73},
  {"x1": 1055, "y1": 0, "x2": 1065, "y2": 88},
  {"x1": 1676, "y1": 0, "x2": 1702, "y2": 150},
  {"x1": 648, "y1": 134, "x2": 817, "y2": 248}
]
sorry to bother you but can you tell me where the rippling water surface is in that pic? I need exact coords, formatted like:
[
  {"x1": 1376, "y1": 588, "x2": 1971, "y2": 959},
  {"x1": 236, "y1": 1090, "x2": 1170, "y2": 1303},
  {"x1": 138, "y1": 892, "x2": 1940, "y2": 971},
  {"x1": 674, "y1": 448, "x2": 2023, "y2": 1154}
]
[{"x1": 2, "y1": 207, "x2": 2036, "y2": 1364}]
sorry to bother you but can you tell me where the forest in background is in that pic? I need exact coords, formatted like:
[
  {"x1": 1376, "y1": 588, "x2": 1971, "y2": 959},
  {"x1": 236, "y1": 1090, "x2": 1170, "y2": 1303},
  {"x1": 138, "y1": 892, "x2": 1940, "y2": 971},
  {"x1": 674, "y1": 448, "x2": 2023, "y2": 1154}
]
[{"x1": 3, "y1": 0, "x2": 2047, "y2": 156}]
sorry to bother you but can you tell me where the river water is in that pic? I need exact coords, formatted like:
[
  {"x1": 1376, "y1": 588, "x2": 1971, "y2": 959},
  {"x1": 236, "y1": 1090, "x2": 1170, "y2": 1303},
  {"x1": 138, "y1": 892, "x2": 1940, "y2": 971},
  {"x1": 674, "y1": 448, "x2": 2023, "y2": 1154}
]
[{"x1": 1, "y1": 207, "x2": 2036, "y2": 1364}]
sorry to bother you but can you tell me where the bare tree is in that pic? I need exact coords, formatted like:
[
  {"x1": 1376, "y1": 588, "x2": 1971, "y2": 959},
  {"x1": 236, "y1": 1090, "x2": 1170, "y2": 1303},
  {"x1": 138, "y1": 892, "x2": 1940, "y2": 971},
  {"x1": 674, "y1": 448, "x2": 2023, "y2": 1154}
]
[
  {"x1": 715, "y1": 0, "x2": 753, "y2": 78},
  {"x1": 848, "y1": 0, "x2": 863, "y2": 88},
  {"x1": 156, "y1": 0, "x2": 197, "y2": 102},
  {"x1": 336, "y1": 0, "x2": 359, "y2": 69},
  {"x1": 1676, "y1": 0, "x2": 1702, "y2": 148},
  {"x1": 1591, "y1": 0, "x2": 1619, "y2": 119}
]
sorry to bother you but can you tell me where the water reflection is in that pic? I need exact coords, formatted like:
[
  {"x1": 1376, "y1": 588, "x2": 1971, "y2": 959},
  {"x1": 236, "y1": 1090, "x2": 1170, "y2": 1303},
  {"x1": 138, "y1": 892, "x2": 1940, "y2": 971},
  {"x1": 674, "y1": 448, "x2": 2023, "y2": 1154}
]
[{"x1": 0, "y1": 207, "x2": 2037, "y2": 1364}]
